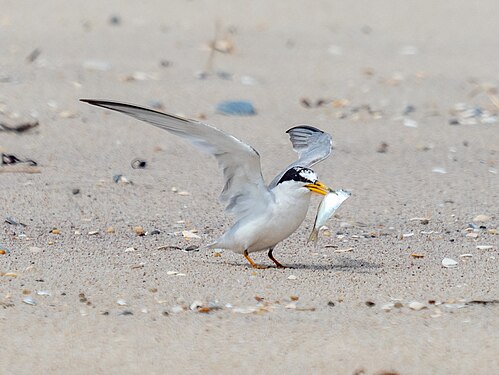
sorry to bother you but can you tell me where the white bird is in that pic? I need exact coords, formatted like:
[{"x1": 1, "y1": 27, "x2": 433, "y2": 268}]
[{"x1": 81, "y1": 99, "x2": 333, "y2": 268}]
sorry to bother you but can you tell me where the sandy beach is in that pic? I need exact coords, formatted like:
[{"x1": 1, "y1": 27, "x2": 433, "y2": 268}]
[{"x1": 1, "y1": 1, "x2": 498, "y2": 374}]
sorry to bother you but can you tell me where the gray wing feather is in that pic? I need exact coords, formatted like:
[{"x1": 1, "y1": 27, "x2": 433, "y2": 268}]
[
  {"x1": 269, "y1": 125, "x2": 332, "y2": 188},
  {"x1": 81, "y1": 99, "x2": 271, "y2": 219}
]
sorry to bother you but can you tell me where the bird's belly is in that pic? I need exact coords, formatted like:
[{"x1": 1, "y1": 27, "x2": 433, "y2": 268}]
[{"x1": 240, "y1": 199, "x2": 310, "y2": 253}]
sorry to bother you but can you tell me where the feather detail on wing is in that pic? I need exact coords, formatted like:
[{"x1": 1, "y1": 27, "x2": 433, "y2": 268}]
[
  {"x1": 80, "y1": 99, "x2": 271, "y2": 219},
  {"x1": 269, "y1": 125, "x2": 332, "y2": 188}
]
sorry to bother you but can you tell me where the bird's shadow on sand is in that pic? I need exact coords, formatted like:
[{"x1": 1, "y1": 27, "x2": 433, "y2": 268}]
[{"x1": 218, "y1": 257, "x2": 381, "y2": 272}]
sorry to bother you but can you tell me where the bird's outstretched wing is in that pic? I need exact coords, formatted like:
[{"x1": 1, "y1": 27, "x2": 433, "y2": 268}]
[
  {"x1": 81, "y1": 99, "x2": 271, "y2": 220},
  {"x1": 269, "y1": 125, "x2": 332, "y2": 188}
]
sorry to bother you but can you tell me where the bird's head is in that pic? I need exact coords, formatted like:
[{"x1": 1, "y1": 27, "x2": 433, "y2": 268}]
[{"x1": 277, "y1": 166, "x2": 331, "y2": 195}]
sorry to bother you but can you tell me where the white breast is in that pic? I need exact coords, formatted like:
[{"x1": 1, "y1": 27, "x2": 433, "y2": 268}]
[{"x1": 213, "y1": 182, "x2": 312, "y2": 253}]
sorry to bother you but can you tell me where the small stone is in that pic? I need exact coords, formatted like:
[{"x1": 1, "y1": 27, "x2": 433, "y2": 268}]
[
  {"x1": 166, "y1": 271, "x2": 178, "y2": 276},
  {"x1": 432, "y1": 167, "x2": 447, "y2": 174},
  {"x1": 476, "y1": 245, "x2": 494, "y2": 250},
  {"x1": 109, "y1": 14, "x2": 121, "y2": 25},
  {"x1": 408, "y1": 301, "x2": 426, "y2": 311},
  {"x1": 119, "y1": 310, "x2": 133, "y2": 316},
  {"x1": 460, "y1": 254, "x2": 473, "y2": 258},
  {"x1": 290, "y1": 296, "x2": 299, "y2": 301},
  {"x1": 287, "y1": 275, "x2": 297, "y2": 280},
  {"x1": 23, "y1": 296, "x2": 37, "y2": 306},
  {"x1": 327, "y1": 301, "x2": 335, "y2": 307},
  {"x1": 133, "y1": 226, "x2": 145, "y2": 236},
  {"x1": 125, "y1": 247, "x2": 136, "y2": 252},
  {"x1": 442, "y1": 258, "x2": 458, "y2": 268},
  {"x1": 410, "y1": 253, "x2": 425, "y2": 258},
  {"x1": 177, "y1": 191, "x2": 191, "y2": 196},
  {"x1": 365, "y1": 301, "x2": 375, "y2": 307},
  {"x1": 116, "y1": 299, "x2": 127, "y2": 306},
  {"x1": 50, "y1": 228, "x2": 61, "y2": 235},
  {"x1": 466, "y1": 232, "x2": 479, "y2": 238},
  {"x1": 88, "y1": 230, "x2": 99, "y2": 235},
  {"x1": 403, "y1": 118, "x2": 418, "y2": 128},
  {"x1": 36, "y1": 291, "x2": 51, "y2": 296},
  {"x1": 216, "y1": 100, "x2": 256, "y2": 116},
  {"x1": 182, "y1": 230, "x2": 200, "y2": 239},
  {"x1": 190, "y1": 300, "x2": 203, "y2": 311},
  {"x1": 381, "y1": 302, "x2": 394, "y2": 311},
  {"x1": 113, "y1": 174, "x2": 132, "y2": 184},
  {"x1": 106, "y1": 227, "x2": 115, "y2": 233},
  {"x1": 72, "y1": 188, "x2": 80, "y2": 195}
]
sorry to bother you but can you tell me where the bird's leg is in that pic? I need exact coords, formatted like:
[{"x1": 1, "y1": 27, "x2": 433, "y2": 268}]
[
  {"x1": 243, "y1": 250, "x2": 268, "y2": 269},
  {"x1": 268, "y1": 248, "x2": 286, "y2": 268}
]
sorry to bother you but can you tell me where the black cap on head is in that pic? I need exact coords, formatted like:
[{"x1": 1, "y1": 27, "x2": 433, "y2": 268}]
[{"x1": 277, "y1": 166, "x2": 317, "y2": 185}]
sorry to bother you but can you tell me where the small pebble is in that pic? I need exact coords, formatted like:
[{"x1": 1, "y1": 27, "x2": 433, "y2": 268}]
[
  {"x1": 113, "y1": 174, "x2": 132, "y2": 184},
  {"x1": 403, "y1": 118, "x2": 418, "y2": 128},
  {"x1": 432, "y1": 167, "x2": 447, "y2": 174},
  {"x1": 381, "y1": 302, "x2": 394, "y2": 312},
  {"x1": 133, "y1": 226, "x2": 145, "y2": 236},
  {"x1": 476, "y1": 245, "x2": 494, "y2": 250},
  {"x1": 216, "y1": 100, "x2": 256, "y2": 116},
  {"x1": 116, "y1": 299, "x2": 127, "y2": 306},
  {"x1": 408, "y1": 301, "x2": 427, "y2": 311},
  {"x1": 23, "y1": 296, "x2": 37, "y2": 306},
  {"x1": 88, "y1": 230, "x2": 99, "y2": 235},
  {"x1": 182, "y1": 230, "x2": 200, "y2": 239},
  {"x1": 109, "y1": 14, "x2": 121, "y2": 25},
  {"x1": 287, "y1": 275, "x2": 297, "y2": 280},
  {"x1": 442, "y1": 258, "x2": 458, "y2": 268},
  {"x1": 190, "y1": 300, "x2": 203, "y2": 311}
]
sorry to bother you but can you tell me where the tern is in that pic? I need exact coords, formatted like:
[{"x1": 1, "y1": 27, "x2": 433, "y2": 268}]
[{"x1": 81, "y1": 99, "x2": 333, "y2": 268}]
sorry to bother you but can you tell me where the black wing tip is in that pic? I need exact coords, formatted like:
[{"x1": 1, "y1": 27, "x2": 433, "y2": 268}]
[
  {"x1": 79, "y1": 98, "x2": 117, "y2": 108},
  {"x1": 286, "y1": 125, "x2": 324, "y2": 134}
]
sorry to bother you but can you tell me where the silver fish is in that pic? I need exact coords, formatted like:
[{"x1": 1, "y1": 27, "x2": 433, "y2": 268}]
[{"x1": 308, "y1": 189, "x2": 351, "y2": 243}]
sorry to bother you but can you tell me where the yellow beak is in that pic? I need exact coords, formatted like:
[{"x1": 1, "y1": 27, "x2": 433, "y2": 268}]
[{"x1": 305, "y1": 180, "x2": 331, "y2": 195}]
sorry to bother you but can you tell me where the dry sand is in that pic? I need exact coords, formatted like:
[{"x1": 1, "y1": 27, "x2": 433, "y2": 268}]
[{"x1": 1, "y1": 1, "x2": 498, "y2": 374}]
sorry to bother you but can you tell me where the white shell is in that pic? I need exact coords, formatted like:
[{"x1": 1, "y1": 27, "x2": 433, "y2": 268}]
[{"x1": 442, "y1": 258, "x2": 458, "y2": 268}]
